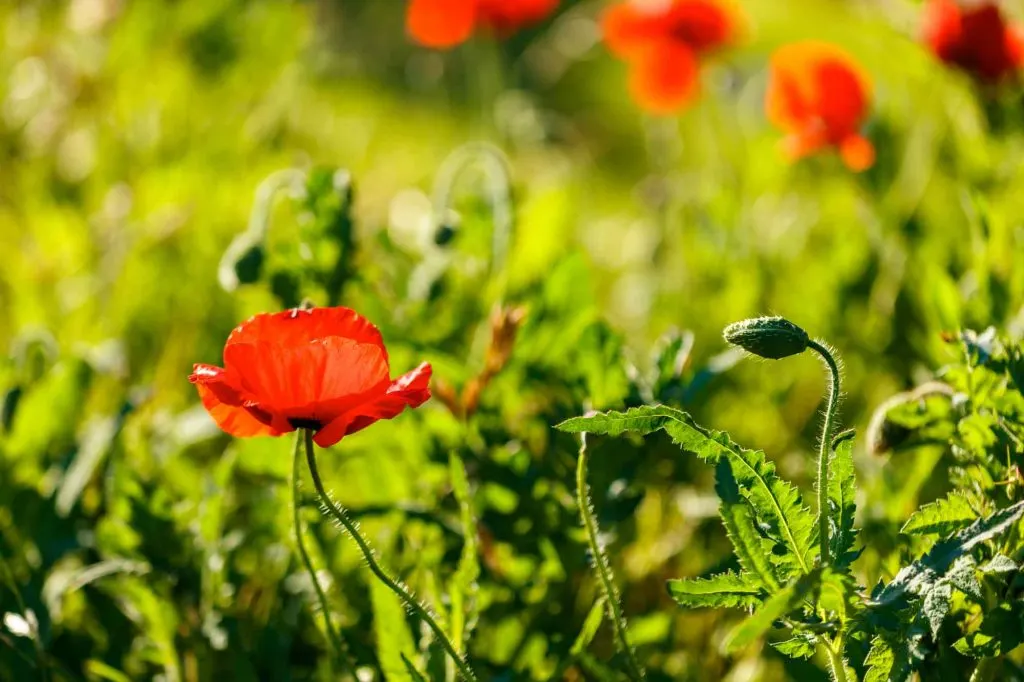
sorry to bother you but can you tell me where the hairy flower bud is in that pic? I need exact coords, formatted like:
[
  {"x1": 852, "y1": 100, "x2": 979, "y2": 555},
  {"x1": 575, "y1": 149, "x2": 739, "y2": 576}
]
[{"x1": 723, "y1": 316, "x2": 810, "y2": 360}]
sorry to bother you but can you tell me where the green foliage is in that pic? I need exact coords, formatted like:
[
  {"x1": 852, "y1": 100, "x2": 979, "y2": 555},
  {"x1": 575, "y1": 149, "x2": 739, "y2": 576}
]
[
  {"x1": 900, "y1": 492, "x2": 977, "y2": 537},
  {"x1": 667, "y1": 572, "x2": 763, "y2": 609}
]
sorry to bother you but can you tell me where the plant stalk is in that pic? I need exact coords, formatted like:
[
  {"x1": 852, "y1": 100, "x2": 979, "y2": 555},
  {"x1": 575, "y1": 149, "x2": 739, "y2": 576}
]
[
  {"x1": 302, "y1": 430, "x2": 479, "y2": 682},
  {"x1": 575, "y1": 434, "x2": 646, "y2": 682},
  {"x1": 290, "y1": 431, "x2": 354, "y2": 676},
  {"x1": 824, "y1": 638, "x2": 849, "y2": 682},
  {"x1": 809, "y1": 340, "x2": 841, "y2": 566}
]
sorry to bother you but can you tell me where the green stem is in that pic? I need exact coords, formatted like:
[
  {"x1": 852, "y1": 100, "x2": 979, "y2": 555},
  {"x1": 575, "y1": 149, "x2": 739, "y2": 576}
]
[
  {"x1": 302, "y1": 430, "x2": 479, "y2": 682},
  {"x1": 290, "y1": 432, "x2": 354, "y2": 676},
  {"x1": 575, "y1": 435, "x2": 646, "y2": 682},
  {"x1": 808, "y1": 340, "x2": 841, "y2": 567},
  {"x1": 824, "y1": 638, "x2": 849, "y2": 682}
]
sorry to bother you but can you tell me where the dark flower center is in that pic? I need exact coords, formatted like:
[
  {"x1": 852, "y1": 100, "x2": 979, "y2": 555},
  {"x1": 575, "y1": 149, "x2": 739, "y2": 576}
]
[{"x1": 289, "y1": 418, "x2": 324, "y2": 431}]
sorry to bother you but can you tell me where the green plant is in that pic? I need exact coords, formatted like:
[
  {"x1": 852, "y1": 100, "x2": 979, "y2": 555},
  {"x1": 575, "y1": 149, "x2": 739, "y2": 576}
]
[{"x1": 558, "y1": 317, "x2": 1024, "y2": 682}]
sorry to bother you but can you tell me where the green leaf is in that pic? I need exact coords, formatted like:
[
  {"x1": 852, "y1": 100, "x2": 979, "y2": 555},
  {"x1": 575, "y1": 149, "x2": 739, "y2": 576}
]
[
  {"x1": 771, "y1": 633, "x2": 817, "y2": 660},
  {"x1": 560, "y1": 406, "x2": 817, "y2": 579},
  {"x1": 369, "y1": 579, "x2": 418, "y2": 682},
  {"x1": 864, "y1": 635, "x2": 916, "y2": 682},
  {"x1": 979, "y1": 554, "x2": 1017, "y2": 573},
  {"x1": 816, "y1": 569, "x2": 858, "y2": 626},
  {"x1": 722, "y1": 570, "x2": 819, "y2": 653},
  {"x1": 921, "y1": 581, "x2": 952, "y2": 639},
  {"x1": 715, "y1": 458, "x2": 781, "y2": 591},
  {"x1": 953, "y1": 602, "x2": 1024, "y2": 658},
  {"x1": 447, "y1": 451, "x2": 480, "y2": 650},
  {"x1": 900, "y1": 492, "x2": 976, "y2": 537},
  {"x1": 945, "y1": 556, "x2": 982, "y2": 602},
  {"x1": 877, "y1": 500, "x2": 1024, "y2": 605},
  {"x1": 667, "y1": 571, "x2": 763, "y2": 609},
  {"x1": 570, "y1": 598, "x2": 606, "y2": 656},
  {"x1": 827, "y1": 434, "x2": 858, "y2": 567}
]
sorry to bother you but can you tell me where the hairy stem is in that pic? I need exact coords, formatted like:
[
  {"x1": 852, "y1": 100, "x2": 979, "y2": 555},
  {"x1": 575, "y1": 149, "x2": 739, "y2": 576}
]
[
  {"x1": 290, "y1": 432, "x2": 354, "y2": 676},
  {"x1": 809, "y1": 340, "x2": 841, "y2": 566},
  {"x1": 824, "y1": 638, "x2": 849, "y2": 682},
  {"x1": 302, "y1": 430, "x2": 478, "y2": 682},
  {"x1": 575, "y1": 434, "x2": 646, "y2": 681}
]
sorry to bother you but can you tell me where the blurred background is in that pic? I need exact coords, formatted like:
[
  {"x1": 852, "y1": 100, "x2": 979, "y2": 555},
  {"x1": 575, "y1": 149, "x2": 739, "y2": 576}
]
[{"x1": 1, "y1": 0, "x2": 1023, "y2": 680}]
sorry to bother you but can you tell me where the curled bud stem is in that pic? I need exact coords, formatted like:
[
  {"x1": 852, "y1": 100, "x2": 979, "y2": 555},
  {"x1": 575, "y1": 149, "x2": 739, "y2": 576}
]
[
  {"x1": 808, "y1": 339, "x2": 841, "y2": 567},
  {"x1": 301, "y1": 430, "x2": 479, "y2": 682}
]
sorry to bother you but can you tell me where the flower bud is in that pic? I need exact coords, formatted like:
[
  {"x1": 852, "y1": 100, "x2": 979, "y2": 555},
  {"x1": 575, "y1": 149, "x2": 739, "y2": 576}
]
[
  {"x1": 218, "y1": 234, "x2": 265, "y2": 292},
  {"x1": 723, "y1": 316, "x2": 809, "y2": 360}
]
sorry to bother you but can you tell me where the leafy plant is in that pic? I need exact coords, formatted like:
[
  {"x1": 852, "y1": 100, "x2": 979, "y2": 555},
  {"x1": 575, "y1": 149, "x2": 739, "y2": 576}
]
[{"x1": 558, "y1": 317, "x2": 1024, "y2": 681}]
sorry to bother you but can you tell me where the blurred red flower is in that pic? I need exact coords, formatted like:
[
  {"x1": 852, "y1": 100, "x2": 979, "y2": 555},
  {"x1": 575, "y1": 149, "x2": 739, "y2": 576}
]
[
  {"x1": 602, "y1": 0, "x2": 736, "y2": 114},
  {"x1": 765, "y1": 41, "x2": 875, "y2": 172},
  {"x1": 190, "y1": 307, "x2": 431, "y2": 448},
  {"x1": 407, "y1": 0, "x2": 559, "y2": 49},
  {"x1": 922, "y1": 0, "x2": 1024, "y2": 81}
]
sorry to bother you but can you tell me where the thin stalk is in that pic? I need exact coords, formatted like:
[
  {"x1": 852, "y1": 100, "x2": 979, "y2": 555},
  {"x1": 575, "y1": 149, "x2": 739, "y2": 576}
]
[
  {"x1": 302, "y1": 430, "x2": 478, "y2": 682},
  {"x1": 808, "y1": 339, "x2": 841, "y2": 566},
  {"x1": 575, "y1": 434, "x2": 646, "y2": 681},
  {"x1": 290, "y1": 432, "x2": 354, "y2": 676},
  {"x1": 824, "y1": 638, "x2": 849, "y2": 682},
  {"x1": 0, "y1": 553, "x2": 47, "y2": 682}
]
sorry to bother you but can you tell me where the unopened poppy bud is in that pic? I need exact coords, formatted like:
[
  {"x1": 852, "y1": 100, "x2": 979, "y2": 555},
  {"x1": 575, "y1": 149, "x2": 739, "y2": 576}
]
[
  {"x1": 218, "y1": 234, "x2": 265, "y2": 292},
  {"x1": 723, "y1": 316, "x2": 809, "y2": 360}
]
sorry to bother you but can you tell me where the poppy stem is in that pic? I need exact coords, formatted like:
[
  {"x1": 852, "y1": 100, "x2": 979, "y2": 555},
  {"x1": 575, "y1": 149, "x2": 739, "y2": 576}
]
[
  {"x1": 302, "y1": 430, "x2": 479, "y2": 682},
  {"x1": 290, "y1": 432, "x2": 355, "y2": 676},
  {"x1": 808, "y1": 340, "x2": 841, "y2": 567},
  {"x1": 575, "y1": 434, "x2": 647, "y2": 682}
]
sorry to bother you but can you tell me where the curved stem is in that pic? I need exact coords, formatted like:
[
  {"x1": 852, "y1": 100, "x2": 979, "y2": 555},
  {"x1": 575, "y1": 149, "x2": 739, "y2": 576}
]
[
  {"x1": 291, "y1": 432, "x2": 354, "y2": 676},
  {"x1": 824, "y1": 638, "x2": 849, "y2": 682},
  {"x1": 575, "y1": 435, "x2": 646, "y2": 681},
  {"x1": 302, "y1": 430, "x2": 479, "y2": 682},
  {"x1": 808, "y1": 340, "x2": 841, "y2": 567}
]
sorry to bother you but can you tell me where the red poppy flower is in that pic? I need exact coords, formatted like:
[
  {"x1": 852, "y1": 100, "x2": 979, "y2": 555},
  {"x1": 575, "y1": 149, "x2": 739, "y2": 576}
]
[
  {"x1": 407, "y1": 0, "x2": 559, "y2": 49},
  {"x1": 189, "y1": 307, "x2": 431, "y2": 448},
  {"x1": 602, "y1": 0, "x2": 735, "y2": 114},
  {"x1": 765, "y1": 41, "x2": 875, "y2": 172},
  {"x1": 922, "y1": 0, "x2": 1024, "y2": 82}
]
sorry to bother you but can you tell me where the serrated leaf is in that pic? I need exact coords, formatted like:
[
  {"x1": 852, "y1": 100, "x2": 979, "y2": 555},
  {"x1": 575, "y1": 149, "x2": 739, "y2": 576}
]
[
  {"x1": 922, "y1": 581, "x2": 952, "y2": 639},
  {"x1": 876, "y1": 500, "x2": 1024, "y2": 606},
  {"x1": 900, "y1": 492, "x2": 976, "y2": 537},
  {"x1": 560, "y1": 406, "x2": 817, "y2": 579},
  {"x1": 369, "y1": 579, "x2": 418, "y2": 682},
  {"x1": 715, "y1": 458, "x2": 780, "y2": 591},
  {"x1": 772, "y1": 632, "x2": 817, "y2": 660},
  {"x1": 864, "y1": 635, "x2": 915, "y2": 682},
  {"x1": 827, "y1": 435, "x2": 858, "y2": 567},
  {"x1": 979, "y1": 554, "x2": 1017, "y2": 573},
  {"x1": 953, "y1": 602, "x2": 1024, "y2": 658},
  {"x1": 667, "y1": 571, "x2": 763, "y2": 609},
  {"x1": 570, "y1": 598, "x2": 606, "y2": 656},
  {"x1": 722, "y1": 570, "x2": 819, "y2": 653}
]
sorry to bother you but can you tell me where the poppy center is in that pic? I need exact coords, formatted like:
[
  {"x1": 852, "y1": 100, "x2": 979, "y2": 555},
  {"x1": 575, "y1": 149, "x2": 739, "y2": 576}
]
[{"x1": 289, "y1": 417, "x2": 324, "y2": 431}]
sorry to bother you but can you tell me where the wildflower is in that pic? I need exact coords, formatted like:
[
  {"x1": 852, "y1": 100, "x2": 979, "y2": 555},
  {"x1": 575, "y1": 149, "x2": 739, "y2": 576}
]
[
  {"x1": 190, "y1": 307, "x2": 431, "y2": 447},
  {"x1": 922, "y1": 0, "x2": 1024, "y2": 82},
  {"x1": 765, "y1": 41, "x2": 875, "y2": 172},
  {"x1": 407, "y1": 0, "x2": 559, "y2": 49},
  {"x1": 602, "y1": 0, "x2": 735, "y2": 114}
]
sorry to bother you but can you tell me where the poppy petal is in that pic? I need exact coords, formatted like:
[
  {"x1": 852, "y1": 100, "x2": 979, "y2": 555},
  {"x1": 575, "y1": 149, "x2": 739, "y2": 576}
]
[
  {"x1": 224, "y1": 339, "x2": 389, "y2": 420},
  {"x1": 603, "y1": 2, "x2": 667, "y2": 58},
  {"x1": 477, "y1": 0, "x2": 558, "y2": 34},
  {"x1": 628, "y1": 41, "x2": 699, "y2": 114},
  {"x1": 226, "y1": 307, "x2": 388, "y2": 365},
  {"x1": 313, "y1": 362, "x2": 433, "y2": 448},
  {"x1": 839, "y1": 134, "x2": 875, "y2": 172},
  {"x1": 666, "y1": 0, "x2": 735, "y2": 54},
  {"x1": 407, "y1": 0, "x2": 477, "y2": 49},
  {"x1": 189, "y1": 364, "x2": 284, "y2": 438}
]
